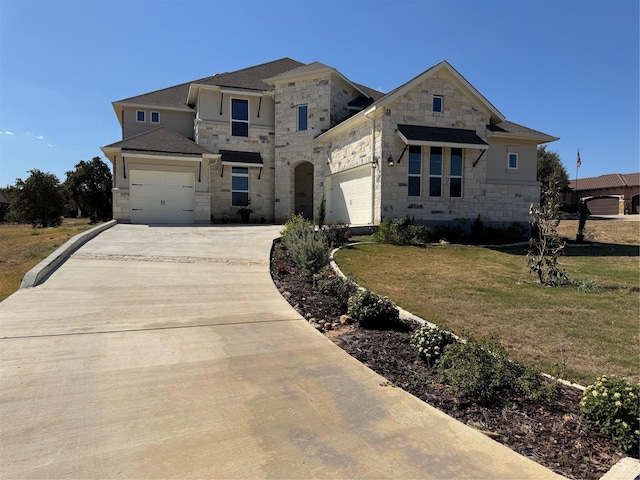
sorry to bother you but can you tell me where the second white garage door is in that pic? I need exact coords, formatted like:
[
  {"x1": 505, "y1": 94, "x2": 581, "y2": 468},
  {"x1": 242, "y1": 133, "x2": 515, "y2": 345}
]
[
  {"x1": 326, "y1": 165, "x2": 373, "y2": 225},
  {"x1": 130, "y1": 170, "x2": 196, "y2": 224}
]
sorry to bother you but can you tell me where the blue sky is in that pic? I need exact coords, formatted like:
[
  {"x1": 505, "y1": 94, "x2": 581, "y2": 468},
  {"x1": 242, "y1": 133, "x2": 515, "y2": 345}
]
[{"x1": 0, "y1": 0, "x2": 638, "y2": 187}]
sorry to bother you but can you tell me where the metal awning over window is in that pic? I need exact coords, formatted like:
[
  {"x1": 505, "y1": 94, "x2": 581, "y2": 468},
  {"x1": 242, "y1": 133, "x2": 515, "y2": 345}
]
[
  {"x1": 220, "y1": 150, "x2": 264, "y2": 178},
  {"x1": 397, "y1": 124, "x2": 488, "y2": 150},
  {"x1": 220, "y1": 150, "x2": 263, "y2": 168}
]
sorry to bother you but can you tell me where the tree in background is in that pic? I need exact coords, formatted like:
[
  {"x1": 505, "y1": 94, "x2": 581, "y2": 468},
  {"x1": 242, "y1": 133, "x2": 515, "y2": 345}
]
[
  {"x1": 10, "y1": 170, "x2": 64, "y2": 227},
  {"x1": 537, "y1": 146, "x2": 569, "y2": 204},
  {"x1": 64, "y1": 157, "x2": 112, "y2": 223}
]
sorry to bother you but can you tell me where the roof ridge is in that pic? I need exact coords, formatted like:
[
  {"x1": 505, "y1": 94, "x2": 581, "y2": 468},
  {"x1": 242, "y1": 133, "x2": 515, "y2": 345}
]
[
  {"x1": 115, "y1": 76, "x2": 213, "y2": 104},
  {"x1": 214, "y1": 57, "x2": 304, "y2": 79}
]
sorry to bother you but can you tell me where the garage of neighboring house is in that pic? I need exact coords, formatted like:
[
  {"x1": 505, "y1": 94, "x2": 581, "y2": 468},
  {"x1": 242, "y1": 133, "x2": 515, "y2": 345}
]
[
  {"x1": 326, "y1": 164, "x2": 373, "y2": 225},
  {"x1": 585, "y1": 196, "x2": 620, "y2": 216},
  {"x1": 130, "y1": 170, "x2": 195, "y2": 224}
]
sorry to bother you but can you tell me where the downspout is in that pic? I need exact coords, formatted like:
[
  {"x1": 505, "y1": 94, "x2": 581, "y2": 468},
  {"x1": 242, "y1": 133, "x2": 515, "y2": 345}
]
[{"x1": 365, "y1": 106, "x2": 377, "y2": 225}]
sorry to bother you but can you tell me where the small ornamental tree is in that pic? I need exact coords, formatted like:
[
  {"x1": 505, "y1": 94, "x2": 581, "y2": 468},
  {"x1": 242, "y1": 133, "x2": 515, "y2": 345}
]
[{"x1": 527, "y1": 183, "x2": 569, "y2": 286}]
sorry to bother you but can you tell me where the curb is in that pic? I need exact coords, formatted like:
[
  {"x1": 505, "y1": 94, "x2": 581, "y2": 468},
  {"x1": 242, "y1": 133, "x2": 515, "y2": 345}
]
[{"x1": 20, "y1": 220, "x2": 117, "y2": 289}]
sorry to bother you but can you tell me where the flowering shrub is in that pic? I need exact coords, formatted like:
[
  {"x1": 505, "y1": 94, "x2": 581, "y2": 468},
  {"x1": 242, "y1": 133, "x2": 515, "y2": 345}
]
[
  {"x1": 347, "y1": 290, "x2": 399, "y2": 329},
  {"x1": 312, "y1": 269, "x2": 357, "y2": 311},
  {"x1": 580, "y1": 375, "x2": 640, "y2": 453},
  {"x1": 410, "y1": 325, "x2": 457, "y2": 366}
]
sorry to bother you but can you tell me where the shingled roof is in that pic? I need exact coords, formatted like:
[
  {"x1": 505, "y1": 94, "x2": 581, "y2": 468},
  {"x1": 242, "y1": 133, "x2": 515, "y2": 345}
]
[
  {"x1": 487, "y1": 121, "x2": 558, "y2": 142},
  {"x1": 195, "y1": 57, "x2": 305, "y2": 91},
  {"x1": 102, "y1": 127, "x2": 212, "y2": 156},
  {"x1": 569, "y1": 173, "x2": 640, "y2": 191}
]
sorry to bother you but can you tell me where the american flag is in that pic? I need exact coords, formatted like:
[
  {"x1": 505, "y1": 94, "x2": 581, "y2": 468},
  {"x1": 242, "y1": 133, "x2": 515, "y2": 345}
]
[{"x1": 577, "y1": 149, "x2": 582, "y2": 168}]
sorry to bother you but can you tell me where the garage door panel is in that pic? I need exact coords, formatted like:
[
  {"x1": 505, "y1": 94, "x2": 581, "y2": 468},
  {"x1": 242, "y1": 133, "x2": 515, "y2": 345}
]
[
  {"x1": 129, "y1": 170, "x2": 196, "y2": 224},
  {"x1": 327, "y1": 166, "x2": 372, "y2": 225}
]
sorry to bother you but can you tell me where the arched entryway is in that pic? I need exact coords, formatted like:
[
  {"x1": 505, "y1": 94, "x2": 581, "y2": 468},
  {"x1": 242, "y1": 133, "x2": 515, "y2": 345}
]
[
  {"x1": 631, "y1": 194, "x2": 639, "y2": 214},
  {"x1": 294, "y1": 162, "x2": 314, "y2": 220}
]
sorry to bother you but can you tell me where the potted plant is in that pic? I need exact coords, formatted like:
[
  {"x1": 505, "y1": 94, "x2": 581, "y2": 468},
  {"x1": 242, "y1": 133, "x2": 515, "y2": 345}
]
[{"x1": 237, "y1": 200, "x2": 254, "y2": 224}]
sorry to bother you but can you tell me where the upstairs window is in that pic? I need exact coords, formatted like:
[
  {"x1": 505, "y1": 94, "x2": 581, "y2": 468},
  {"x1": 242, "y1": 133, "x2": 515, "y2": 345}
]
[
  {"x1": 231, "y1": 99, "x2": 249, "y2": 137},
  {"x1": 136, "y1": 110, "x2": 145, "y2": 123},
  {"x1": 408, "y1": 146, "x2": 422, "y2": 197},
  {"x1": 150, "y1": 111, "x2": 160, "y2": 124},
  {"x1": 508, "y1": 152, "x2": 518, "y2": 169},
  {"x1": 450, "y1": 148, "x2": 463, "y2": 198},
  {"x1": 433, "y1": 96, "x2": 443, "y2": 113},
  {"x1": 297, "y1": 105, "x2": 308, "y2": 131},
  {"x1": 231, "y1": 167, "x2": 249, "y2": 205},
  {"x1": 429, "y1": 147, "x2": 443, "y2": 197}
]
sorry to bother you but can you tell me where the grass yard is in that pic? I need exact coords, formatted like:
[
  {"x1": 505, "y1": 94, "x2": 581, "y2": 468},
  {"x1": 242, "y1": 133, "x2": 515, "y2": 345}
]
[
  {"x1": 0, "y1": 219, "x2": 96, "y2": 302},
  {"x1": 335, "y1": 219, "x2": 639, "y2": 385}
]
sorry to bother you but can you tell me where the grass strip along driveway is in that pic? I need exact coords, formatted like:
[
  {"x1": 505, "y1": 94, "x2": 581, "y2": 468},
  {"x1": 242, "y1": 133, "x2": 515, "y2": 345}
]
[
  {"x1": 335, "y1": 220, "x2": 639, "y2": 386},
  {"x1": 0, "y1": 219, "x2": 95, "y2": 302}
]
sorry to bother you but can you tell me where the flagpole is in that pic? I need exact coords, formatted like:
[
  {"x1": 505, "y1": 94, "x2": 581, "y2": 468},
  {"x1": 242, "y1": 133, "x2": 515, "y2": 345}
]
[{"x1": 575, "y1": 148, "x2": 580, "y2": 206}]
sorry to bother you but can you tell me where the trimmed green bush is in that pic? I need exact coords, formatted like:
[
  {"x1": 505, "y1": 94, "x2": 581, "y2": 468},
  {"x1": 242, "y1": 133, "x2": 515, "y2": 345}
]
[
  {"x1": 374, "y1": 217, "x2": 431, "y2": 245},
  {"x1": 580, "y1": 375, "x2": 640, "y2": 453},
  {"x1": 322, "y1": 223, "x2": 351, "y2": 248},
  {"x1": 410, "y1": 325, "x2": 457, "y2": 366},
  {"x1": 439, "y1": 338, "x2": 559, "y2": 406},
  {"x1": 347, "y1": 289, "x2": 399, "y2": 329},
  {"x1": 281, "y1": 214, "x2": 329, "y2": 279},
  {"x1": 312, "y1": 269, "x2": 357, "y2": 311}
]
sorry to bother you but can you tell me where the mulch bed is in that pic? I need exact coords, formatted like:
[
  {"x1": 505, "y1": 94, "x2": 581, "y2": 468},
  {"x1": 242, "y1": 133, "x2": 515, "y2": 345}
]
[{"x1": 270, "y1": 241, "x2": 631, "y2": 480}]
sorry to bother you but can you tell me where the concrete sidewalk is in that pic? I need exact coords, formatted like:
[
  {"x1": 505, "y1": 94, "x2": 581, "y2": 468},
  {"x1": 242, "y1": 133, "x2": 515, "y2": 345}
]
[{"x1": 0, "y1": 224, "x2": 563, "y2": 479}]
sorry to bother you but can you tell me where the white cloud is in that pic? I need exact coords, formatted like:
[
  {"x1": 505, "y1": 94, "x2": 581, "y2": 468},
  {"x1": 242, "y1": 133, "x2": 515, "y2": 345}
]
[
  {"x1": 2, "y1": 131, "x2": 14, "y2": 135},
  {"x1": 36, "y1": 135, "x2": 44, "y2": 140},
  {"x1": 47, "y1": 144, "x2": 54, "y2": 148}
]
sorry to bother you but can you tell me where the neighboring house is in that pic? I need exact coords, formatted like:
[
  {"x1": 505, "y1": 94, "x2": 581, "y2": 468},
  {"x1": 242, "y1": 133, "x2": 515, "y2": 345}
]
[
  {"x1": 102, "y1": 58, "x2": 558, "y2": 227},
  {"x1": 566, "y1": 173, "x2": 640, "y2": 215}
]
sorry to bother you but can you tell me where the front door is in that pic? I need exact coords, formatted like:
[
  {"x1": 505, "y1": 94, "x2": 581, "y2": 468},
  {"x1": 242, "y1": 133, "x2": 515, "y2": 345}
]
[{"x1": 294, "y1": 162, "x2": 314, "y2": 220}]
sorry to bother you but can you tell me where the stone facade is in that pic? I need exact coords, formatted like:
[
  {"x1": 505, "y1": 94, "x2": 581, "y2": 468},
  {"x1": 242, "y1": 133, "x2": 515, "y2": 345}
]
[
  {"x1": 111, "y1": 188, "x2": 130, "y2": 222},
  {"x1": 272, "y1": 73, "x2": 364, "y2": 222}
]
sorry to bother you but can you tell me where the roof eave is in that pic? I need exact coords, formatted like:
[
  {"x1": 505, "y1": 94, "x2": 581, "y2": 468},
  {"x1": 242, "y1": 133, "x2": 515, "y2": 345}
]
[{"x1": 489, "y1": 131, "x2": 560, "y2": 144}]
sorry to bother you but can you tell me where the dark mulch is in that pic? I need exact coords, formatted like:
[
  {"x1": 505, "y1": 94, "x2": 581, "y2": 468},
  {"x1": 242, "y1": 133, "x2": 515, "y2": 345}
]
[{"x1": 270, "y1": 241, "x2": 631, "y2": 479}]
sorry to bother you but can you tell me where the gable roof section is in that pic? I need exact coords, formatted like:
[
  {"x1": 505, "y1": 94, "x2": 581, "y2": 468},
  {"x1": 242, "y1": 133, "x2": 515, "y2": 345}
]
[
  {"x1": 264, "y1": 61, "x2": 372, "y2": 99},
  {"x1": 398, "y1": 124, "x2": 488, "y2": 150},
  {"x1": 487, "y1": 121, "x2": 559, "y2": 143},
  {"x1": 568, "y1": 173, "x2": 640, "y2": 191},
  {"x1": 317, "y1": 61, "x2": 506, "y2": 141},
  {"x1": 102, "y1": 127, "x2": 212, "y2": 157}
]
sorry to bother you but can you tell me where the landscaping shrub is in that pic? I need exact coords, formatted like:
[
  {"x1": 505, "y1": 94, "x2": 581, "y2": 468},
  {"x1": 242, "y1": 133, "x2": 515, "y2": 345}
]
[
  {"x1": 347, "y1": 289, "x2": 399, "y2": 329},
  {"x1": 439, "y1": 338, "x2": 559, "y2": 405},
  {"x1": 471, "y1": 215, "x2": 527, "y2": 244},
  {"x1": 433, "y1": 223, "x2": 465, "y2": 243},
  {"x1": 323, "y1": 223, "x2": 351, "y2": 248},
  {"x1": 312, "y1": 269, "x2": 357, "y2": 311},
  {"x1": 281, "y1": 214, "x2": 329, "y2": 278},
  {"x1": 580, "y1": 375, "x2": 640, "y2": 453},
  {"x1": 374, "y1": 217, "x2": 431, "y2": 245},
  {"x1": 410, "y1": 325, "x2": 457, "y2": 366}
]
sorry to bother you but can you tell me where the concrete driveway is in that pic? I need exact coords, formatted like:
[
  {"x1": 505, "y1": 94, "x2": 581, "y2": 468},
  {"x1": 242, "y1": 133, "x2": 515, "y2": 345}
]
[{"x1": 0, "y1": 224, "x2": 562, "y2": 479}]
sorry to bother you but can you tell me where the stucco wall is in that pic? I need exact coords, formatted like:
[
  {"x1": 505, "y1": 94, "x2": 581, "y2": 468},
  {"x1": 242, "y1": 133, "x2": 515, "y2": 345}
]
[
  {"x1": 485, "y1": 138, "x2": 539, "y2": 185},
  {"x1": 122, "y1": 107, "x2": 195, "y2": 139},
  {"x1": 197, "y1": 90, "x2": 275, "y2": 128}
]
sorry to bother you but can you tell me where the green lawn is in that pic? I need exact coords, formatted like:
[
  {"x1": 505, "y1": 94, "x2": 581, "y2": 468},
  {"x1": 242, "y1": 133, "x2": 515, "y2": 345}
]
[{"x1": 335, "y1": 222, "x2": 639, "y2": 385}]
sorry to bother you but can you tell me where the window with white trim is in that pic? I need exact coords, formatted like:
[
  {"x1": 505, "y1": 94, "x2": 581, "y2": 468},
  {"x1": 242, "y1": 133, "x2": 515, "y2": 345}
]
[
  {"x1": 150, "y1": 111, "x2": 160, "y2": 124},
  {"x1": 231, "y1": 99, "x2": 249, "y2": 137},
  {"x1": 429, "y1": 147, "x2": 443, "y2": 197},
  {"x1": 231, "y1": 167, "x2": 249, "y2": 206},
  {"x1": 136, "y1": 110, "x2": 145, "y2": 123},
  {"x1": 433, "y1": 96, "x2": 443, "y2": 113},
  {"x1": 408, "y1": 146, "x2": 421, "y2": 196},
  {"x1": 297, "y1": 105, "x2": 308, "y2": 131},
  {"x1": 508, "y1": 152, "x2": 518, "y2": 169},
  {"x1": 450, "y1": 148, "x2": 463, "y2": 197}
]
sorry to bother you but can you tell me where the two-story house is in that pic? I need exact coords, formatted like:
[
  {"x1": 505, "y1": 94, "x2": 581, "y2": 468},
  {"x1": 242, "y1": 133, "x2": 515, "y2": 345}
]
[{"x1": 101, "y1": 57, "x2": 558, "y2": 228}]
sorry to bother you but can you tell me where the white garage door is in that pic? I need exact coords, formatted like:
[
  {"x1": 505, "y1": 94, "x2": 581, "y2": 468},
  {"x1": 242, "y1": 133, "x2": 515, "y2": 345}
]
[
  {"x1": 130, "y1": 170, "x2": 196, "y2": 224},
  {"x1": 326, "y1": 165, "x2": 373, "y2": 225}
]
